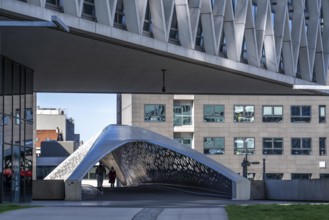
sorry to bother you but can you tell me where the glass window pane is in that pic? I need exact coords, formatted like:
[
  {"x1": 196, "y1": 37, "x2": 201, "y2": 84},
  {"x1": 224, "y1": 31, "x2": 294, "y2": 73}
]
[
  {"x1": 274, "y1": 106, "x2": 283, "y2": 115},
  {"x1": 145, "y1": 104, "x2": 165, "y2": 122},
  {"x1": 292, "y1": 139, "x2": 300, "y2": 148},
  {"x1": 204, "y1": 105, "x2": 213, "y2": 115},
  {"x1": 302, "y1": 138, "x2": 311, "y2": 149},
  {"x1": 291, "y1": 106, "x2": 300, "y2": 116},
  {"x1": 263, "y1": 107, "x2": 272, "y2": 115},
  {"x1": 320, "y1": 106, "x2": 325, "y2": 117},
  {"x1": 302, "y1": 106, "x2": 311, "y2": 116}
]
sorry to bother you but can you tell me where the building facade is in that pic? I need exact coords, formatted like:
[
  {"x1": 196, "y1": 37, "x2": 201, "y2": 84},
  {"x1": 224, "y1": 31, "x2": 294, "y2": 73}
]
[
  {"x1": 118, "y1": 94, "x2": 329, "y2": 180},
  {"x1": 35, "y1": 107, "x2": 80, "y2": 179},
  {"x1": 0, "y1": 57, "x2": 34, "y2": 203},
  {"x1": 36, "y1": 108, "x2": 80, "y2": 151}
]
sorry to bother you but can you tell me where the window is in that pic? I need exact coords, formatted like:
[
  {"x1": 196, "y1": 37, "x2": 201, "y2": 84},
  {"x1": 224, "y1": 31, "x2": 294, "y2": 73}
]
[
  {"x1": 319, "y1": 105, "x2": 326, "y2": 123},
  {"x1": 114, "y1": 0, "x2": 126, "y2": 29},
  {"x1": 234, "y1": 137, "x2": 255, "y2": 155},
  {"x1": 263, "y1": 138, "x2": 283, "y2": 155},
  {"x1": 265, "y1": 173, "x2": 283, "y2": 180},
  {"x1": 45, "y1": 0, "x2": 63, "y2": 12},
  {"x1": 82, "y1": 0, "x2": 96, "y2": 21},
  {"x1": 320, "y1": 137, "x2": 326, "y2": 155},
  {"x1": 262, "y1": 106, "x2": 283, "y2": 122},
  {"x1": 204, "y1": 137, "x2": 225, "y2": 155},
  {"x1": 291, "y1": 138, "x2": 311, "y2": 155},
  {"x1": 291, "y1": 106, "x2": 311, "y2": 122},
  {"x1": 234, "y1": 105, "x2": 254, "y2": 122},
  {"x1": 291, "y1": 173, "x2": 311, "y2": 180},
  {"x1": 143, "y1": 2, "x2": 153, "y2": 35},
  {"x1": 173, "y1": 105, "x2": 192, "y2": 126},
  {"x1": 174, "y1": 137, "x2": 192, "y2": 148},
  {"x1": 203, "y1": 105, "x2": 224, "y2": 122},
  {"x1": 144, "y1": 104, "x2": 165, "y2": 122},
  {"x1": 169, "y1": 8, "x2": 180, "y2": 44}
]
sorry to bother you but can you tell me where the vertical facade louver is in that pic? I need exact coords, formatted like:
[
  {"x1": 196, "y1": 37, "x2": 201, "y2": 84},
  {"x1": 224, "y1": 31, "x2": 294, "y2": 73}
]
[{"x1": 22, "y1": 0, "x2": 329, "y2": 84}]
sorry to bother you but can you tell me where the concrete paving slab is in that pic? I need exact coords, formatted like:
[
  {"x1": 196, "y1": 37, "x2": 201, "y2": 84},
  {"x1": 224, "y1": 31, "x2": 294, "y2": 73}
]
[
  {"x1": 157, "y1": 208, "x2": 228, "y2": 220},
  {"x1": 0, "y1": 207, "x2": 142, "y2": 220}
]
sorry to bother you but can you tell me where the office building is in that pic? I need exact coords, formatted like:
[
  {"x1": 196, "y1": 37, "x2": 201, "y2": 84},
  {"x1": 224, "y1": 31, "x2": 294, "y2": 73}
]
[{"x1": 118, "y1": 94, "x2": 329, "y2": 180}]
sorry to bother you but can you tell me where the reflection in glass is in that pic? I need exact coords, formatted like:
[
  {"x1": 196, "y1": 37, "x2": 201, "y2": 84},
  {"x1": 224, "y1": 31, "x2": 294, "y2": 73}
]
[
  {"x1": 173, "y1": 105, "x2": 192, "y2": 126},
  {"x1": 234, "y1": 137, "x2": 255, "y2": 155},
  {"x1": 319, "y1": 105, "x2": 326, "y2": 123},
  {"x1": 174, "y1": 137, "x2": 192, "y2": 148},
  {"x1": 0, "y1": 57, "x2": 33, "y2": 202},
  {"x1": 320, "y1": 137, "x2": 326, "y2": 156},
  {"x1": 291, "y1": 106, "x2": 311, "y2": 122},
  {"x1": 291, "y1": 138, "x2": 311, "y2": 155},
  {"x1": 144, "y1": 104, "x2": 166, "y2": 122},
  {"x1": 204, "y1": 137, "x2": 225, "y2": 154},
  {"x1": 234, "y1": 105, "x2": 254, "y2": 122},
  {"x1": 203, "y1": 105, "x2": 224, "y2": 122},
  {"x1": 262, "y1": 106, "x2": 283, "y2": 122},
  {"x1": 263, "y1": 138, "x2": 283, "y2": 155}
]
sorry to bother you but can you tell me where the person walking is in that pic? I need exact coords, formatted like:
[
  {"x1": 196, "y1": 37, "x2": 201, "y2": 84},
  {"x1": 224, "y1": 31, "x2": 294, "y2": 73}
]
[
  {"x1": 95, "y1": 163, "x2": 106, "y2": 191},
  {"x1": 108, "y1": 167, "x2": 116, "y2": 188}
]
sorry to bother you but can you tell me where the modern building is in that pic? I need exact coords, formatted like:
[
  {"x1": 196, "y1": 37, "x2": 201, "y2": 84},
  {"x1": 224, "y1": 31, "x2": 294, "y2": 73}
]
[
  {"x1": 1, "y1": 0, "x2": 329, "y2": 202},
  {"x1": 36, "y1": 107, "x2": 80, "y2": 155},
  {"x1": 35, "y1": 107, "x2": 80, "y2": 179},
  {"x1": 118, "y1": 94, "x2": 329, "y2": 180}
]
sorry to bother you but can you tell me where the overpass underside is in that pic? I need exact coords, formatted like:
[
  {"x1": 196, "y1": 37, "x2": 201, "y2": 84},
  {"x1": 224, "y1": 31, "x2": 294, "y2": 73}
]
[
  {"x1": 0, "y1": 0, "x2": 328, "y2": 95},
  {"x1": 46, "y1": 125, "x2": 250, "y2": 200}
]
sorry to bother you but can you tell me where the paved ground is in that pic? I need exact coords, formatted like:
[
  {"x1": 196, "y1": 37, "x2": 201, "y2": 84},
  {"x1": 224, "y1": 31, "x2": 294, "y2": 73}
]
[{"x1": 0, "y1": 185, "x2": 315, "y2": 220}]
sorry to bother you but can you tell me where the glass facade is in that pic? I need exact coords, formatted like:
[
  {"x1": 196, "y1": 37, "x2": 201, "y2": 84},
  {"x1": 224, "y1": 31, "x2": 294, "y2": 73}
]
[{"x1": 0, "y1": 57, "x2": 33, "y2": 203}]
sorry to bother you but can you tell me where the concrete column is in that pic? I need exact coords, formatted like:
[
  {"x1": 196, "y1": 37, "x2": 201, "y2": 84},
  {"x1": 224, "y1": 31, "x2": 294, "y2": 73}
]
[{"x1": 65, "y1": 180, "x2": 82, "y2": 201}]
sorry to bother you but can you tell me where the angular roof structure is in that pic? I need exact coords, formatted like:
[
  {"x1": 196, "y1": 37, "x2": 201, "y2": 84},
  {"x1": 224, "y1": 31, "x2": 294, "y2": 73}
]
[{"x1": 46, "y1": 125, "x2": 250, "y2": 200}]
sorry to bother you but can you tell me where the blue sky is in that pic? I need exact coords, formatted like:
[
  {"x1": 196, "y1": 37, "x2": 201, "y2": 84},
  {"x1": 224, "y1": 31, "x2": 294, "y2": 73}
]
[{"x1": 37, "y1": 93, "x2": 117, "y2": 142}]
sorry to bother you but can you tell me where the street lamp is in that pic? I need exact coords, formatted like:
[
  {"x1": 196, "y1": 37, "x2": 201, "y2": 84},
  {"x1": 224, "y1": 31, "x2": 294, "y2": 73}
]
[{"x1": 241, "y1": 144, "x2": 259, "y2": 178}]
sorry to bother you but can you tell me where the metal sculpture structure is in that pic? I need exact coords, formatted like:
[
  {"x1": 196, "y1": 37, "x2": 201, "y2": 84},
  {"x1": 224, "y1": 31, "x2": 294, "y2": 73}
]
[{"x1": 46, "y1": 125, "x2": 250, "y2": 200}]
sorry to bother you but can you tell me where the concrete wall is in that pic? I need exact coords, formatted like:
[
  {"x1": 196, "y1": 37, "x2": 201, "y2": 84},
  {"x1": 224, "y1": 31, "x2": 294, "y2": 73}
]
[
  {"x1": 32, "y1": 180, "x2": 65, "y2": 200},
  {"x1": 250, "y1": 180, "x2": 265, "y2": 200},
  {"x1": 265, "y1": 179, "x2": 329, "y2": 201}
]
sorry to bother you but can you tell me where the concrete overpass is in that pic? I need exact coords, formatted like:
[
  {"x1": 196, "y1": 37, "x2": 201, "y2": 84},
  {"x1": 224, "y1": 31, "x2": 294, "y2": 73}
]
[
  {"x1": 1, "y1": 0, "x2": 329, "y2": 203},
  {"x1": 0, "y1": 0, "x2": 328, "y2": 95}
]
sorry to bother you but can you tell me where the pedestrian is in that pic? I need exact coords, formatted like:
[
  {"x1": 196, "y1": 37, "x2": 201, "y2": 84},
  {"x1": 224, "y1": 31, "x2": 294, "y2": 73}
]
[
  {"x1": 108, "y1": 167, "x2": 116, "y2": 188},
  {"x1": 95, "y1": 163, "x2": 106, "y2": 191}
]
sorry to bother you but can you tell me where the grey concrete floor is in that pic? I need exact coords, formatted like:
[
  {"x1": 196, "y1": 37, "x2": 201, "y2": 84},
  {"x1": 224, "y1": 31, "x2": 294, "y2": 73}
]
[{"x1": 2, "y1": 185, "x2": 322, "y2": 220}]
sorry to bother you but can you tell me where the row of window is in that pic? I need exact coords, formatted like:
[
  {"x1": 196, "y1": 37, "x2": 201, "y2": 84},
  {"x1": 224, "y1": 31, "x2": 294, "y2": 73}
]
[
  {"x1": 144, "y1": 104, "x2": 326, "y2": 124},
  {"x1": 200, "y1": 137, "x2": 326, "y2": 156},
  {"x1": 248, "y1": 173, "x2": 329, "y2": 180}
]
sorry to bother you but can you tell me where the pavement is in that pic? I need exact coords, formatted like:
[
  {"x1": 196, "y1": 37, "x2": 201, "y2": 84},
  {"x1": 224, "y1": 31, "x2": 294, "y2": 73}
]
[{"x1": 0, "y1": 185, "x2": 320, "y2": 220}]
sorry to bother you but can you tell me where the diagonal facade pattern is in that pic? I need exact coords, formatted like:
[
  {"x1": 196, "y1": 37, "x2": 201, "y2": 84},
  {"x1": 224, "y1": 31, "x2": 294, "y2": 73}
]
[{"x1": 21, "y1": 0, "x2": 329, "y2": 84}]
